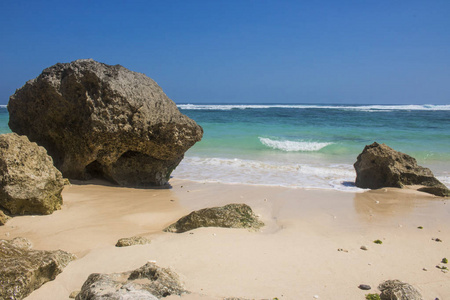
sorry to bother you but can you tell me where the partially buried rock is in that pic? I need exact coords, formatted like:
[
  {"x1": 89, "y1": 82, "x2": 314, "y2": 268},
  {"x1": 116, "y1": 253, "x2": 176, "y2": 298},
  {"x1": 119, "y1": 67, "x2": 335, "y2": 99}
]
[
  {"x1": 164, "y1": 203, "x2": 264, "y2": 233},
  {"x1": 0, "y1": 133, "x2": 65, "y2": 215},
  {"x1": 378, "y1": 280, "x2": 423, "y2": 300},
  {"x1": 115, "y1": 236, "x2": 151, "y2": 247},
  {"x1": 0, "y1": 237, "x2": 75, "y2": 300},
  {"x1": 354, "y1": 142, "x2": 449, "y2": 197},
  {"x1": 8, "y1": 59, "x2": 203, "y2": 187},
  {"x1": 76, "y1": 262, "x2": 187, "y2": 300}
]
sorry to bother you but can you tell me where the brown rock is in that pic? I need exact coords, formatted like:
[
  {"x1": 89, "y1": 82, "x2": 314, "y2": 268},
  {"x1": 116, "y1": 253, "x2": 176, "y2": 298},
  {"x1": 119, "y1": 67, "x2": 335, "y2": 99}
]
[
  {"x1": 164, "y1": 203, "x2": 264, "y2": 233},
  {"x1": 0, "y1": 133, "x2": 65, "y2": 215},
  {"x1": 0, "y1": 210, "x2": 10, "y2": 225},
  {"x1": 354, "y1": 142, "x2": 449, "y2": 197},
  {"x1": 8, "y1": 59, "x2": 203, "y2": 187},
  {"x1": 115, "y1": 236, "x2": 151, "y2": 247},
  {"x1": 0, "y1": 237, "x2": 75, "y2": 300}
]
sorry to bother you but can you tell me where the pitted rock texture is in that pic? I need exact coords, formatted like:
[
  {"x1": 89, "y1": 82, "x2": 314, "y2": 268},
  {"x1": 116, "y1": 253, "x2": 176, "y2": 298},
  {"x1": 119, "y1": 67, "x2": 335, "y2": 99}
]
[
  {"x1": 76, "y1": 262, "x2": 187, "y2": 300},
  {"x1": 0, "y1": 210, "x2": 10, "y2": 225},
  {"x1": 0, "y1": 133, "x2": 64, "y2": 215},
  {"x1": 8, "y1": 59, "x2": 203, "y2": 187},
  {"x1": 164, "y1": 203, "x2": 264, "y2": 233},
  {"x1": 115, "y1": 236, "x2": 151, "y2": 247},
  {"x1": 0, "y1": 237, "x2": 75, "y2": 300},
  {"x1": 378, "y1": 279, "x2": 423, "y2": 300},
  {"x1": 354, "y1": 142, "x2": 449, "y2": 197}
]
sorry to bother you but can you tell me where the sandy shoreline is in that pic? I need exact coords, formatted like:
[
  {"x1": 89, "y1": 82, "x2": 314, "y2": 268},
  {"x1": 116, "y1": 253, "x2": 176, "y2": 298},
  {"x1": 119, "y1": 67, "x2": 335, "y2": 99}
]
[{"x1": 1, "y1": 179, "x2": 449, "y2": 299}]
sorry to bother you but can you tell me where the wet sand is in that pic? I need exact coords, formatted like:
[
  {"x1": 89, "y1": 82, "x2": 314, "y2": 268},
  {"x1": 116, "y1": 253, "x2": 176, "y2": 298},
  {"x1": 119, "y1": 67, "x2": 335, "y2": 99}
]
[{"x1": 1, "y1": 179, "x2": 449, "y2": 299}]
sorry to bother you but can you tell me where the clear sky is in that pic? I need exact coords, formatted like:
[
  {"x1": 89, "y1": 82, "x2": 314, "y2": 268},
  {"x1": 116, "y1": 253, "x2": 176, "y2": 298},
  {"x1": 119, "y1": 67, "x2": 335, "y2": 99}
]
[{"x1": 1, "y1": 0, "x2": 449, "y2": 105}]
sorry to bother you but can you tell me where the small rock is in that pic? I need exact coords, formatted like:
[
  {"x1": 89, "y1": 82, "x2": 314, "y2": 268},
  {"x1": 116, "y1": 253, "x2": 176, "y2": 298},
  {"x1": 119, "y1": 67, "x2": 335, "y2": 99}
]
[
  {"x1": 422, "y1": 268, "x2": 427, "y2": 271},
  {"x1": 432, "y1": 238, "x2": 442, "y2": 242},
  {"x1": 69, "y1": 290, "x2": 80, "y2": 298},
  {"x1": 115, "y1": 236, "x2": 151, "y2": 247},
  {"x1": 358, "y1": 284, "x2": 371, "y2": 290},
  {"x1": 361, "y1": 245, "x2": 368, "y2": 251},
  {"x1": 313, "y1": 295, "x2": 319, "y2": 299},
  {"x1": 337, "y1": 248, "x2": 348, "y2": 252}
]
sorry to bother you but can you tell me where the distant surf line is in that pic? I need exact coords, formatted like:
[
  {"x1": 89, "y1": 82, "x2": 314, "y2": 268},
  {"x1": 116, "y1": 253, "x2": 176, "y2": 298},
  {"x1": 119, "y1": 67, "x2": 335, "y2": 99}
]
[{"x1": 178, "y1": 104, "x2": 450, "y2": 111}]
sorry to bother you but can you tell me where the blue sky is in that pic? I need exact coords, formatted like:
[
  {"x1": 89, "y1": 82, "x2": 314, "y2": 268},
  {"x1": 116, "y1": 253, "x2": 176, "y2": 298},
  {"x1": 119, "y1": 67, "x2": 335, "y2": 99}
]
[{"x1": 1, "y1": 0, "x2": 449, "y2": 105}]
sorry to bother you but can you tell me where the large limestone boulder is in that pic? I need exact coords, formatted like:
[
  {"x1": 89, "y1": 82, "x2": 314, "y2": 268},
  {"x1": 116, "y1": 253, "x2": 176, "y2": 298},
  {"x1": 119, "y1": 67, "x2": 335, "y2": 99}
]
[
  {"x1": 378, "y1": 280, "x2": 423, "y2": 300},
  {"x1": 354, "y1": 142, "x2": 449, "y2": 197},
  {"x1": 8, "y1": 59, "x2": 203, "y2": 187},
  {"x1": 76, "y1": 262, "x2": 187, "y2": 300},
  {"x1": 0, "y1": 133, "x2": 65, "y2": 215},
  {"x1": 164, "y1": 203, "x2": 264, "y2": 233},
  {"x1": 0, "y1": 237, "x2": 75, "y2": 300}
]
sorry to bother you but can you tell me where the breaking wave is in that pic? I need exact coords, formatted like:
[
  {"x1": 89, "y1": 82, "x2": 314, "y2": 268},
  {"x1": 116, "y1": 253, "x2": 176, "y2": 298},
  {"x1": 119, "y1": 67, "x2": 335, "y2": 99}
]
[
  {"x1": 178, "y1": 104, "x2": 450, "y2": 111},
  {"x1": 172, "y1": 156, "x2": 363, "y2": 192},
  {"x1": 259, "y1": 137, "x2": 333, "y2": 152}
]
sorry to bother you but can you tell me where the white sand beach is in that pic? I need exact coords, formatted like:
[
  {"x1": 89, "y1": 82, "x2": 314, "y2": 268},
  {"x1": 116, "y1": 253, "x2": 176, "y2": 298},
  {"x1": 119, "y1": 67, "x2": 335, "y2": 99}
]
[{"x1": 1, "y1": 179, "x2": 449, "y2": 299}]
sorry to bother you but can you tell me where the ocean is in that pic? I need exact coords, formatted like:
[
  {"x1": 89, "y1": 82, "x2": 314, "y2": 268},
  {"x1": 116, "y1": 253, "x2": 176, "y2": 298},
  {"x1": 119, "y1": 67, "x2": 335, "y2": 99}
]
[
  {"x1": 1, "y1": 104, "x2": 449, "y2": 191},
  {"x1": 175, "y1": 104, "x2": 450, "y2": 191}
]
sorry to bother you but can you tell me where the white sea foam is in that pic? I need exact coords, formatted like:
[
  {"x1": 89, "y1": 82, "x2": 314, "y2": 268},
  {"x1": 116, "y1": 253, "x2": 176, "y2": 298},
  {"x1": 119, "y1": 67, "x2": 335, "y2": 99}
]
[
  {"x1": 172, "y1": 156, "x2": 365, "y2": 192},
  {"x1": 178, "y1": 104, "x2": 450, "y2": 111},
  {"x1": 259, "y1": 137, "x2": 333, "y2": 152}
]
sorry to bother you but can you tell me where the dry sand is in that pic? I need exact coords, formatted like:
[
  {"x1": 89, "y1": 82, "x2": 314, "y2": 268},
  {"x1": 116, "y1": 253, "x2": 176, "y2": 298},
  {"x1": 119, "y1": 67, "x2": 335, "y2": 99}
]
[{"x1": 1, "y1": 179, "x2": 449, "y2": 299}]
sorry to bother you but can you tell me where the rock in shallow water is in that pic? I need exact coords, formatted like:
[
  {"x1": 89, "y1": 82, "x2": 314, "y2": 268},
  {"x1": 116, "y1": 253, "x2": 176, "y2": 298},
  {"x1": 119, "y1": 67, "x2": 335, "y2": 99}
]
[
  {"x1": 75, "y1": 262, "x2": 187, "y2": 300},
  {"x1": 164, "y1": 203, "x2": 264, "y2": 233},
  {"x1": 8, "y1": 59, "x2": 203, "y2": 187},
  {"x1": 0, "y1": 237, "x2": 75, "y2": 300},
  {"x1": 0, "y1": 133, "x2": 64, "y2": 215},
  {"x1": 354, "y1": 142, "x2": 449, "y2": 197}
]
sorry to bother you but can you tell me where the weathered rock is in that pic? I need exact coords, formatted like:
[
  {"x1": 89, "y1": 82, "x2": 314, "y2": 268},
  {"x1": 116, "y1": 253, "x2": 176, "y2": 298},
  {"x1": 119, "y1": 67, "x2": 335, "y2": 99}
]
[
  {"x1": 0, "y1": 210, "x2": 10, "y2": 225},
  {"x1": 8, "y1": 59, "x2": 203, "y2": 187},
  {"x1": 69, "y1": 290, "x2": 80, "y2": 298},
  {"x1": 354, "y1": 142, "x2": 449, "y2": 197},
  {"x1": 164, "y1": 203, "x2": 264, "y2": 233},
  {"x1": 0, "y1": 237, "x2": 75, "y2": 300},
  {"x1": 378, "y1": 280, "x2": 423, "y2": 300},
  {"x1": 359, "y1": 284, "x2": 371, "y2": 290},
  {"x1": 115, "y1": 236, "x2": 151, "y2": 247},
  {"x1": 76, "y1": 262, "x2": 187, "y2": 300},
  {"x1": 0, "y1": 133, "x2": 65, "y2": 215}
]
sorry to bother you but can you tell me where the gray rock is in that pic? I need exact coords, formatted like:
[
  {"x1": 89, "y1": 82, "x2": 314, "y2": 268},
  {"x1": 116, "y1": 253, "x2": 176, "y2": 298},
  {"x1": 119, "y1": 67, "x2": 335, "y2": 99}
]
[
  {"x1": 358, "y1": 284, "x2": 371, "y2": 290},
  {"x1": 115, "y1": 236, "x2": 151, "y2": 247},
  {"x1": 0, "y1": 237, "x2": 75, "y2": 300},
  {"x1": 76, "y1": 262, "x2": 187, "y2": 300},
  {"x1": 0, "y1": 133, "x2": 65, "y2": 215},
  {"x1": 378, "y1": 280, "x2": 423, "y2": 300},
  {"x1": 164, "y1": 203, "x2": 264, "y2": 233},
  {"x1": 354, "y1": 142, "x2": 449, "y2": 197},
  {"x1": 8, "y1": 59, "x2": 203, "y2": 187}
]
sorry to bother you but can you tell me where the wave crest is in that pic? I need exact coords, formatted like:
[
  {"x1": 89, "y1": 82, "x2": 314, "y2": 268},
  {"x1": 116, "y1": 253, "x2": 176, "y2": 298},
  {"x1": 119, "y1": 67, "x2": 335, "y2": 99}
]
[
  {"x1": 259, "y1": 137, "x2": 333, "y2": 152},
  {"x1": 177, "y1": 104, "x2": 450, "y2": 111}
]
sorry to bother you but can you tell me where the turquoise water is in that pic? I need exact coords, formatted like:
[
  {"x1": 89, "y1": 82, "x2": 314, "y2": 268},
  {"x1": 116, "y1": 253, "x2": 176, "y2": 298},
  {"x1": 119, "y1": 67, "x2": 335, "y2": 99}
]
[
  {"x1": 1, "y1": 104, "x2": 449, "y2": 191},
  {"x1": 174, "y1": 104, "x2": 450, "y2": 191}
]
